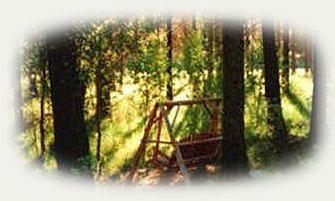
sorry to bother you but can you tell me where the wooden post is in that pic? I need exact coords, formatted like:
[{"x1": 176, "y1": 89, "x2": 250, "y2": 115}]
[
  {"x1": 153, "y1": 111, "x2": 163, "y2": 162},
  {"x1": 171, "y1": 105, "x2": 180, "y2": 129},
  {"x1": 128, "y1": 103, "x2": 158, "y2": 182},
  {"x1": 161, "y1": 106, "x2": 192, "y2": 185},
  {"x1": 129, "y1": 98, "x2": 222, "y2": 184}
]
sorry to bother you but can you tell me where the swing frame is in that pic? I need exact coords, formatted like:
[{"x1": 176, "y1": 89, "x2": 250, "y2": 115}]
[{"x1": 128, "y1": 97, "x2": 222, "y2": 184}]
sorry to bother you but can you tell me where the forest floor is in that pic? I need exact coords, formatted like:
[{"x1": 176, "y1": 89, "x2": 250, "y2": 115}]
[
  {"x1": 132, "y1": 165, "x2": 221, "y2": 186},
  {"x1": 21, "y1": 70, "x2": 314, "y2": 186},
  {"x1": 98, "y1": 133, "x2": 314, "y2": 187}
]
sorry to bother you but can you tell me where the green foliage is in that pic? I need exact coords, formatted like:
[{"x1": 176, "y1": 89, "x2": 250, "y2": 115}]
[
  {"x1": 19, "y1": 97, "x2": 55, "y2": 170},
  {"x1": 127, "y1": 22, "x2": 169, "y2": 111},
  {"x1": 19, "y1": 16, "x2": 314, "y2": 182},
  {"x1": 245, "y1": 74, "x2": 312, "y2": 169},
  {"x1": 247, "y1": 37, "x2": 264, "y2": 69},
  {"x1": 282, "y1": 76, "x2": 312, "y2": 137},
  {"x1": 245, "y1": 35, "x2": 264, "y2": 94},
  {"x1": 180, "y1": 30, "x2": 206, "y2": 97},
  {"x1": 174, "y1": 106, "x2": 211, "y2": 138}
]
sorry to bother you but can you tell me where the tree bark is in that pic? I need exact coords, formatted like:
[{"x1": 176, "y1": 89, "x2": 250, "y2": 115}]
[
  {"x1": 166, "y1": 17, "x2": 173, "y2": 100},
  {"x1": 282, "y1": 24, "x2": 290, "y2": 93},
  {"x1": 290, "y1": 27, "x2": 296, "y2": 75},
  {"x1": 95, "y1": 59, "x2": 103, "y2": 176},
  {"x1": 46, "y1": 31, "x2": 89, "y2": 172},
  {"x1": 304, "y1": 38, "x2": 312, "y2": 76},
  {"x1": 39, "y1": 43, "x2": 47, "y2": 157},
  {"x1": 221, "y1": 20, "x2": 249, "y2": 177},
  {"x1": 262, "y1": 21, "x2": 288, "y2": 150}
]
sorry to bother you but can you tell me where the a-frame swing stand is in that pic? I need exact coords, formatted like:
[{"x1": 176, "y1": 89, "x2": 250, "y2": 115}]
[{"x1": 128, "y1": 97, "x2": 222, "y2": 184}]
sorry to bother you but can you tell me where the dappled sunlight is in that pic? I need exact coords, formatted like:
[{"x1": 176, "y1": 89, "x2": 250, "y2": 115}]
[
  {"x1": 282, "y1": 75, "x2": 312, "y2": 137},
  {"x1": 105, "y1": 132, "x2": 143, "y2": 175},
  {"x1": 18, "y1": 15, "x2": 315, "y2": 185}
]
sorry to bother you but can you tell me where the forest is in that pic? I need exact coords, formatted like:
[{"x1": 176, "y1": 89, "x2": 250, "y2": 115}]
[{"x1": 17, "y1": 15, "x2": 315, "y2": 186}]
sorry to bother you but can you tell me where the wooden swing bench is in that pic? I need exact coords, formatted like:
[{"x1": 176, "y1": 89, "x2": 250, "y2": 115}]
[
  {"x1": 152, "y1": 132, "x2": 221, "y2": 168},
  {"x1": 128, "y1": 97, "x2": 222, "y2": 184}
]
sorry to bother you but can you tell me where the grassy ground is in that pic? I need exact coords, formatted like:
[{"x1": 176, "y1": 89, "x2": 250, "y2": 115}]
[
  {"x1": 245, "y1": 73, "x2": 313, "y2": 170},
  {"x1": 19, "y1": 72, "x2": 313, "y2": 182}
]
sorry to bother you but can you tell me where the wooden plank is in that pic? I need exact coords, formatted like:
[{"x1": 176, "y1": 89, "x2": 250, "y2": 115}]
[
  {"x1": 129, "y1": 98, "x2": 222, "y2": 183},
  {"x1": 153, "y1": 111, "x2": 163, "y2": 161},
  {"x1": 170, "y1": 148, "x2": 220, "y2": 167},
  {"x1": 203, "y1": 102, "x2": 213, "y2": 118},
  {"x1": 171, "y1": 105, "x2": 180, "y2": 129},
  {"x1": 177, "y1": 136, "x2": 222, "y2": 146},
  {"x1": 145, "y1": 140, "x2": 172, "y2": 144},
  {"x1": 163, "y1": 97, "x2": 221, "y2": 107},
  {"x1": 128, "y1": 103, "x2": 158, "y2": 182},
  {"x1": 183, "y1": 152, "x2": 219, "y2": 164},
  {"x1": 161, "y1": 106, "x2": 192, "y2": 185}
]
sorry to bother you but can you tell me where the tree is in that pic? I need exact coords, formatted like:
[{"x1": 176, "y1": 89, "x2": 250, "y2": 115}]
[
  {"x1": 290, "y1": 26, "x2": 296, "y2": 75},
  {"x1": 95, "y1": 54, "x2": 103, "y2": 176},
  {"x1": 221, "y1": 20, "x2": 249, "y2": 177},
  {"x1": 282, "y1": 24, "x2": 290, "y2": 93},
  {"x1": 166, "y1": 17, "x2": 173, "y2": 100},
  {"x1": 181, "y1": 20, "x2": 206, "y2": 98},
  {"x1": 94, "y1": 23, "x2": 115, "y2": 118},
  {"x1": 39, "y1": 42, "x2": 47, "y2": 158},
  {"x1": 262, "y1": 20, "x2": 288, "y2": 151},
  {"x1": 100, "y1": 29, "x2": 114, "y2": 118},
  {"x1": 304, "y1": 37, "x2": 312, "y2": 76},
  {"x1": 46, "y1": 30, "x2": 89, "y2": 172}
]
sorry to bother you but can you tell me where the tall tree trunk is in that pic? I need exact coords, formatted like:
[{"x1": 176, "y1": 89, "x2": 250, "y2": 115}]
[
  {"x1": 203, "y1": 20, "x2": 214, "y2": 97},
  {"x1": 99, "y1": 57, "x2": 112, "y2": 118},
  {"x1": 166, "y1": 17, "x2": 173, "y2": 100},
  {"x1": 39, "y1": 43, "x2": 46, "y2": 158},
  {"x1": 304, "y1": 38, "x2": 312, "y2": 76},
  {"x1": 46, "y1": 31, "x2": 89, "y2": 172},
  {"x1": 100, "y1": 76, "x2": 111, "y2": 118},
  {"x1": 282, "y1": 24, "x2": 290, "y2": 93},
  {"x1": 221, "y1": 20, "x2": 249, "y2": 177},
  {"x1": 95, "y1": 59, "x2": 103, "y2": 176},
  {"x1": 262, "y1": 21, "x2": 288, "y2": 151},
  {"x1": 290, "y1": 27, "x2": 296, "y2": 75}
]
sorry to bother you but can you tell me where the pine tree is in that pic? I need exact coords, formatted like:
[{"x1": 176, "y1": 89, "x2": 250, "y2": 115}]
[
  {"x1": 46, "y1": 30, "x2": 89, "y2": 172},
  {"x1": 262, "y1": 20, "x2": 288, "y2": 152},
  {"x1": 221, "y1": 20, "x2": 249, "y2": 177}
]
